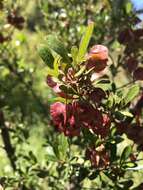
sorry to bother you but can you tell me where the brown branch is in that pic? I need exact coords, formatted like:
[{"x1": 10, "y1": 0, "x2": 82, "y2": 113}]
[{"x1": 0, "y1": 111, "x2": 16, "y2": 171}]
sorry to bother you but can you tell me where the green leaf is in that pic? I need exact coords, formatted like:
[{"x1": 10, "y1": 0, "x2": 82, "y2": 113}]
[
  {"x1": 37, "y1": 170, "x2": 49, "y2": 178},
  {"x1": 127, "y1": 165, "x2": 143, "y2": 170},
  {"x1": 115, "y1": 110, "x2": 133, "y2": 120},
  {"x1": 123, "y1": 162, "x2": 137, "y2": 169},
  {"x1": 82, "y1": 128, "x2": 97, "y2": 143},
  {"x1": 114, "y1": 136, "x2": 124, "y2": 144},
  {"x1": 53, "y1": 56, "x2": 60, "y2": 77},
  {"x1": 119, "y1": 180, "x2": 133, "y2": 189},
  {"x1": 49, "y1": 97, "x2": 67, "y2": 103},
  {"x1": 100, "y1": 172, "x2": 114, "y2": 186},
  {"x1": 29, "y1": 151, "x2": 37, "y2": 163},
  {"x1": 46, "y1": 56, "x2": 61, "y2": 77},
  {"x1": 110, "y1": 144, "x2": 117, "y2": 162},
  {"x1": 106, "y1": 95, "x2": 114, "y2": 108},
  {"x1": 119, "y1": 111, "x2": 133, "y2": 118},
  {"x1": 40, "y1": 1, "x2": 49, "y2": 13},
  {"x1": 124, "y1": 84, "x2": 140, "y2": 105},
  {"x1": 57, "y1": 134, "x2": 69, "y2": 161},
  {"x1": 88, "y1": 171, "x2": 98, "y2": 180},
  {"x1": 78, "y1": 167, "x2": 89, "y2": 182},
  {"x1": 46, "y1": 146, "x2": 58, "y2": 162},
  {"x1": 75, "y1": 65, "x2": 86, "y2": 77},
  {"x1": 93, "y1": 79, "x2": 111, "y2": 91},
  {"x1": 71, "y1": 46, "x2": 78, "y2": 63},
  {"x1": 77, "y1": 22, "x2": 94, "y2": 63},
  {"x1": 125, "y1": 2, "x2": 132, "y2": 14},
  {"x1": 120, "y1": 146, "x2": 132, "y2": 163},
  {"x1": 46, "y1": 35, "x2": 70, "y2": 63},
  {"x1": 38, "y1": 45, "x2": 54, "y2": 68}
]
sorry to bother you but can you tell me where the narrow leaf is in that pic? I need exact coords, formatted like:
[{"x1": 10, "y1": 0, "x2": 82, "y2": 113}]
[
  {"x1": 57, "y1": 134, "x2": 69, "y2": 160},
  {"x1": 75, "y1": 65, "x2": 86, "y2": 77},
  {"x1": 121, "y1": 146, "x2": 132, "y2": 163},
  {"x1": 77, "y1": 22, "x2": 94, "y2": 63},
  {"x1": 119, "y1": 111, "x2": 133, "y2": 117},
  {"x1": 124, "y1": 84, "x2": 140, "y2": 105},
  {"x1": 71, "y1": 46, "x2": 78, "y2": 63}
]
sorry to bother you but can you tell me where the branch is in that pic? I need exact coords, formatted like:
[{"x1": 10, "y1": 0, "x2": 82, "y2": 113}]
[{"x1": 0, "y1": 111, "x2": 16, "y2": 171}]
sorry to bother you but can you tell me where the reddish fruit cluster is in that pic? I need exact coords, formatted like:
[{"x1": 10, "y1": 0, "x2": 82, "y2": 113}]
[
  {"x1": 7, "y1": 11, "x2": 25, "y2": 30},
  {"x1": 49, "y1": 44, "x2": 110, "y2": 137},
  {"x1": 119, "y1": 26, "x2": 143, "y2": 81},
  {"x1": 47, "y1": 75, "x2": 67, "y2": 98},
  {"x1": 125, "y1": 57, "x2": 143, "y2": 81},
  {"x1": 118, "y1": 29, "x2": 134, "y2": 45},
  {"x1": 116, "y1": 93, "x2": 143, "y2": 148},
  {"x1": 89, "y1": 88, "x2": 106, "y2": 104},
  {"x1": 133, "y1": 93, "x2": 143, "y2": 118},
  {"x1": 86, "y1": 145, "x2": 110, "y2": 168},
  {"x1": 46, "y1": 67, "x2": 77, "y2": 99},
  {"x1": 50, "y1": 102, "x2": 80, "y2": 136},
  {"x1": 118, "y1": 28, "x2": 143, "y2": 45},
  {"x1": 117, "y1": 122, "x2": 143, "y2": 150},
  {"x1": 50, "y1": 101, "x2": 111, "y2": 137},
  {"x1": 125, "y1": 57, "x2": 138, "y2": 73}
]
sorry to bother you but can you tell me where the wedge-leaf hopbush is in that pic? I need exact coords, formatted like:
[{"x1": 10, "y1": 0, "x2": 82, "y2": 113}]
[{"x1": 38, "y1": 22, "x2": 143, "y2": 180}]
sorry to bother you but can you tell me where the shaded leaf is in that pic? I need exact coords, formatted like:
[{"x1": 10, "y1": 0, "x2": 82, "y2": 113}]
[
  {"x1": 46, "y1": 35, "x2": 70, "y2": 63},
  {"x1": 121, "y1": 146, "x2": 132, "y2": 163},
  {"x1": 38, "y1": 46, "x2": 54, "y2": 68},
  {"x1": 59, "y1": 85, "x2": 75, "y2": 94}
]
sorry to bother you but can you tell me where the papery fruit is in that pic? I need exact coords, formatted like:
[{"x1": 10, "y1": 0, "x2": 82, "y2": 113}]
[
  {"x1": 118, "y1": 28, "x2": 134, "y2": 44},
  {"x1": 86, "y1": 145, "x2": 110, "y2": 168},
  {"x1": 46, "y1": 75, "x2": 72, "y2": 98},
  {"x1": 86, "y1": 45, "x2": 108, "y2": 72},
  {"x1": 89, "y1": 88, "x2": 106, "y2": 103},
  {"x1": 50, "y1": 102, "x2": 80, "y2": 136},
  {"x1": 133, "y1": 67, "x2": 143, "y2": 80},
  {"x1": 126, "y1": 57, "x2": 138, "y2": 73}
]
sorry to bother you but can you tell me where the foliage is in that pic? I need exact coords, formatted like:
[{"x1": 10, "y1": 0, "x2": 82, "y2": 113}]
[{"x1": 0, "y1": 0, "x2": 143, "y2": 189}]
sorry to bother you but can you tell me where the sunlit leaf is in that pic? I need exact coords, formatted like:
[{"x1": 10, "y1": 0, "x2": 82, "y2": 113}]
[
  {"x1": 57, "y1": 134, "x2": 69, "y2": 161},
  {"x1": 77, "y1": 22, "x2": 94, "y2": 63},
  {"x1": 46, "y1": 146, "x2": 58, "y2": 161},
  {"x1": 124, "y1": 84, "x2": 140, "y2": 105},
  {"x1": 38, "y1": 45, "x2": 54, "y2": 68},
  {"x1": 71, "y1": 46, "x2": 78, "y2": 63}
]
